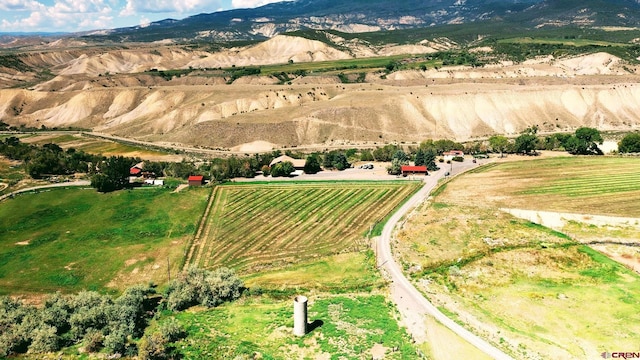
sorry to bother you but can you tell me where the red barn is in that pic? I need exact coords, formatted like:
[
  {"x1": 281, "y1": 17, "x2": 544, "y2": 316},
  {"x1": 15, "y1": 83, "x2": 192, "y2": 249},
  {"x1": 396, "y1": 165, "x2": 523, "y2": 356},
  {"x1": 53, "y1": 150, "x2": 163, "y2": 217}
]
[
  {"x1": 188, "y1": 175, "x2": 204, "y2": 186},
  {"x1": 401, "y1": 165, "x2": 428, "y2": 176}
]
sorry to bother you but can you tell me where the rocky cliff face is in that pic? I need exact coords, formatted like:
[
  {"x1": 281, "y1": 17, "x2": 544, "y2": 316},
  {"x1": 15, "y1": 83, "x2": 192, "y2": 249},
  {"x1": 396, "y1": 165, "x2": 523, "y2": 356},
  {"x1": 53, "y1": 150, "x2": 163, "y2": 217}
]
[
  {"x1": 2, "y1": 31, "x2": 640, "y2": 151},
  {"x1": 2, "y1": 60, "x2": 639, "y2": 149}
]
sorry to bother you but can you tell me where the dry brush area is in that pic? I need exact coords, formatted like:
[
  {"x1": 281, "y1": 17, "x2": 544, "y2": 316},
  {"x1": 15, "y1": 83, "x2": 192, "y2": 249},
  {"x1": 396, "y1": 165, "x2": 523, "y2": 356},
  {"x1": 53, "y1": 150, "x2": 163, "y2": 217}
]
[{"x1": 395, "y1": 156, "x2": 640, "y2": 360}]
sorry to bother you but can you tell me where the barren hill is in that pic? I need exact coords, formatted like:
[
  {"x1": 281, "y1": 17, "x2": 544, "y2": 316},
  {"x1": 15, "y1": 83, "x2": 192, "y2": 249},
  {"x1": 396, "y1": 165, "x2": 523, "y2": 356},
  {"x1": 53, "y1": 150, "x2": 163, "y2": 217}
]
[
  {"x1": 2, "y1": 26, "x2": 640, "y2": 152},
  {"x1": 187, "y1": 35, "x2": 353, "y2": 69},
  {"x1": 2, "y1": 51, "x2": 640, "y2": 151}
]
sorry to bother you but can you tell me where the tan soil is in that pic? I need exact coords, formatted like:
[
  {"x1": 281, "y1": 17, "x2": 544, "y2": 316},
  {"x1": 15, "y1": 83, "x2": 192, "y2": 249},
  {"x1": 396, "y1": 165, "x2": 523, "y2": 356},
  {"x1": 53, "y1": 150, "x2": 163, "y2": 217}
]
[{"x1": 3, "y1": 46, "x2": 640, "y2": 150}]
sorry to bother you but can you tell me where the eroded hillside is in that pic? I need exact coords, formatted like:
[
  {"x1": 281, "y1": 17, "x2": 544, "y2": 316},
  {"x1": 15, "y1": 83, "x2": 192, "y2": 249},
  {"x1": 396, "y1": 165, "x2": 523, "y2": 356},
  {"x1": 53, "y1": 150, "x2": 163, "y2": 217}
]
[{"x1": 1, "y1": 36, "x2": 640, "y2": 151}]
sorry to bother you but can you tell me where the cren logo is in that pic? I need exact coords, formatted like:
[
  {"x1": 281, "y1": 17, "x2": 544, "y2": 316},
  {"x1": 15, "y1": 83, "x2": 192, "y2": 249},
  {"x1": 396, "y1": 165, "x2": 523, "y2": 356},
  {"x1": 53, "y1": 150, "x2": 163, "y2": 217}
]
[{"x1": 603, "y1": 352, "x2": 640, "y2": 359}]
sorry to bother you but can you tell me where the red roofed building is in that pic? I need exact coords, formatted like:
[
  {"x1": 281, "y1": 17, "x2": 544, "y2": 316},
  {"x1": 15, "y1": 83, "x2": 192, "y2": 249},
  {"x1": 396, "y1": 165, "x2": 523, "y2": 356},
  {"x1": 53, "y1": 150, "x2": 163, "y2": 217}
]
[
  {"x1": 188, "y1": 175, "x2": 204, "y2": 186},
  {"x1": 130, "y1": 161, "x2": 145, "y2": 176},
  {"x1": 401, "y1": 165, "x2": 428, "y2": 176}
]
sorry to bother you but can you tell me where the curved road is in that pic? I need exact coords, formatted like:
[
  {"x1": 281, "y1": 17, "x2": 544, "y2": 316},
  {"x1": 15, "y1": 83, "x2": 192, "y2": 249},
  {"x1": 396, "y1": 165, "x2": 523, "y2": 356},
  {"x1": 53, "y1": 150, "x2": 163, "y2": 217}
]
[
  {"x1": 0, "y1": 180, "x2": 91, "y2": 202},
  {"x1": 378, "y1": 164, "x2": 514, "y2": 360}
]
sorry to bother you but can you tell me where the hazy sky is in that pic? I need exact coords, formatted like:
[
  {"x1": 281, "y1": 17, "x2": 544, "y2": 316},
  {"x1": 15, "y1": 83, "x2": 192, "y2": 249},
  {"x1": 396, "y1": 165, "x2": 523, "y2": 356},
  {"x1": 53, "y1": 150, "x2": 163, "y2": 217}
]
[{"x1": 0, "y1": 0, "x2": 289, "y2": 33}]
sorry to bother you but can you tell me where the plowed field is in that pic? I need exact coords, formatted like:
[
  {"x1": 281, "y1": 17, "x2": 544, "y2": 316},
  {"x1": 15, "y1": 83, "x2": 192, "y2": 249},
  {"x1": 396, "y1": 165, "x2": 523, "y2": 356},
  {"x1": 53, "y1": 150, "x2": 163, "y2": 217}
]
[{"x1": 184, "y1": 181, "x2": 421, "y2": 273}]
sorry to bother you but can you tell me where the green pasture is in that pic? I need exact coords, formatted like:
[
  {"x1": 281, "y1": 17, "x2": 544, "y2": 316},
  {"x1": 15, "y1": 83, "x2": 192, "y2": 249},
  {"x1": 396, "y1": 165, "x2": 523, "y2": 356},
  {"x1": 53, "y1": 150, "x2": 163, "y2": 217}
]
[
  {"x1": 399, "y1": 200, "x2": 640, "y2": 359},
  {"x1": 440, "y1": 245, "x2": 640, "y2": 359},
  {"x1": 165, "y1": 295, "x2": 416, "y2": 359},
  {"x1": 396, "y1": 155, "x2": 640, "y2": 359},
  {"x1": 243, "y1": 252, "x2": 384, "y2": 294},
  {"x1": 256, "y1": 54, "x2": 434, "y2": 75},
  {"x1": 28, "y1": 134, "x2": 172, "y2": 158},
  {"x1": 0, "y1": 187, "x2": 209, "y2": 294},
  {"x1": 446, "y1": 156, "x2": 640, "y2": 217},
  {"x1": 185, "y1": 181, "x2": 421, "y2": 273}
]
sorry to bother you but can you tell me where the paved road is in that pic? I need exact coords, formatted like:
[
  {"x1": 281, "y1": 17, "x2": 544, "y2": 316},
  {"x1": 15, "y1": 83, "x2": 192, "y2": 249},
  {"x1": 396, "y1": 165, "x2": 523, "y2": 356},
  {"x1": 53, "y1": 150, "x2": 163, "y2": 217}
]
[
  {"x1": 377, "y1": 162, "x2": 514, "y2": 360},
  {"x1": 0, "y1": 180, "x2": 91, "y2": 202}
]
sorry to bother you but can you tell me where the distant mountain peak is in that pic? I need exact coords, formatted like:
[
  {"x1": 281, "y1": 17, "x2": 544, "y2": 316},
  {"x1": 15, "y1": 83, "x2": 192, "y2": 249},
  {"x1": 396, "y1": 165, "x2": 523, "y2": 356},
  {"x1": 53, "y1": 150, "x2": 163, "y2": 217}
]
[{"x1": 81, "y1": 0, "x2": 640, "y2": 43}]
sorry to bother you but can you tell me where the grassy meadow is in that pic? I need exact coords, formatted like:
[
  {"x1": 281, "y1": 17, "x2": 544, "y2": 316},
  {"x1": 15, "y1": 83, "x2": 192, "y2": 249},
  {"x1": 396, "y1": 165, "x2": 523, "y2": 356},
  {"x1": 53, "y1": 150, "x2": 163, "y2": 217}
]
[
  {"x1": 0, "y1": 157, "x2": 26, "y2": 191},
  {"x1": 441, "y1": 156, "x2": 640, "y2": 217},
  {"x1": 24, "y1": 133, "x2": 177, "y2": 160},
  {"x1": 396, "y1": 156, "x2": 640, "y2": 359},
  {"x1": 156, "y1": 294, "x2": 416, "y2": 360},
  {"x1": 185, "y1": 181, "x2": 421, "y2": 273},
  {"x1": 0, "y1": 187, "x2": 209, "y2": 294}
]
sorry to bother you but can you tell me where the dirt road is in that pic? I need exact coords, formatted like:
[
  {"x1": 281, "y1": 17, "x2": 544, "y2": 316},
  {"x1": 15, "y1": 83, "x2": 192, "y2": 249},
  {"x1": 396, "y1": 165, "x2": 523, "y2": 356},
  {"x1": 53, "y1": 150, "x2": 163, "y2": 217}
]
[
  {"x1": 0, "y1": 180, "x2": 91, "y2": 202},
  {"x1": 378, "y1": 161, "x2": 514, "y2": 360}
]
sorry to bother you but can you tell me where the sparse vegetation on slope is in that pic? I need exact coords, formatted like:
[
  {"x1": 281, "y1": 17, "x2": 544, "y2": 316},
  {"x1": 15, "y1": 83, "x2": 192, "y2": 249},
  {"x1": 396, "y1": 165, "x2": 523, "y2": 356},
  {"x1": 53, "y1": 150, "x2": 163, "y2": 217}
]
[{"x1": 396, "y1": 157, "x2": 640, "y2": 359}]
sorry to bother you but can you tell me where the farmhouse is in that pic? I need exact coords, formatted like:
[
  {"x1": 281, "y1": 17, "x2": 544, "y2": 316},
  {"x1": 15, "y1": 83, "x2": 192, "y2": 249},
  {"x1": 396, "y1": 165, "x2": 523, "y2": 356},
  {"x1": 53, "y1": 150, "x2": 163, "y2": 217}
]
[
  {"x1": 130, "y1": 161, "x2": 145, "y2": 176},
  {"x1": 401, "y1": 165, "x2": 428, "y2": 176},
  {"x1": 270, "y1": 155, "x2": 306, "y2": 170},
  {"x1": 443, "y1": 150, "x2": 464, "y2": 161},
  {"x1": 188, "y1": 175, "x2": 204, "y2": 186}
]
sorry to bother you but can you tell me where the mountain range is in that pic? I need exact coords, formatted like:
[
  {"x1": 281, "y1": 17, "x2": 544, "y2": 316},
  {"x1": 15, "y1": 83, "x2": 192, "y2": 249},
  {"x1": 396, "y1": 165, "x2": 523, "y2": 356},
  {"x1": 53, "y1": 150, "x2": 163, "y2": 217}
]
[{"x1": 84, "y1": 0, "x2": 640, "y2": 43}]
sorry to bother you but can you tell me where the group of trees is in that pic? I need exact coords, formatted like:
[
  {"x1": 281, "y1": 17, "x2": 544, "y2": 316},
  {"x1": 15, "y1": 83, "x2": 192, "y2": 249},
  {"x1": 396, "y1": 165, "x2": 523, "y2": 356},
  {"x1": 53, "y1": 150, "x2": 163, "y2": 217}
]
[
  {"x1": 384, "y1": 141, "x2": 444, "y2": 175},
  {"x1": 488, "y1": 126, "x2": 606, "y2": 156},
  {"x1": 0, "y1": 137, "x2": 104, "y2": 179},
  {"x1": 0, "y1": 285, "x2": 156, "y2": 357},
  {"x1": 0, "y1": 267, "x2": 243, "y2": 359}
]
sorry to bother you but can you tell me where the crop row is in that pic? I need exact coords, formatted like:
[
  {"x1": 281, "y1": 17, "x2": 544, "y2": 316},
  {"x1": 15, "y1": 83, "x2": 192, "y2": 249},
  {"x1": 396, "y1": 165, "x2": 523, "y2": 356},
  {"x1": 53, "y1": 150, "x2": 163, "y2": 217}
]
[{"x1": 185, "y1": 182, "x2": 420, "y2": 273}]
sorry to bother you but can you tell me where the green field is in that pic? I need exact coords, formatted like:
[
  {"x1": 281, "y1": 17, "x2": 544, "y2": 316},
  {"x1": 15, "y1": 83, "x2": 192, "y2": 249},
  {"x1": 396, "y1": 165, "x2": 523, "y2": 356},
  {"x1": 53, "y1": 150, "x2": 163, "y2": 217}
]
[
  {"x1": 444, "y1": 156, "x2": 640, "y2": 217},
  {"x1": 184, "y1": 181, "x2": 420, "y2": 273},
  {"x1": 0, "y1": 187, "x2": 208, "y2": 294},
  {"x1": 160, "y1": 294, "x2": 416, "y2": 359},
  {"x1": 26, "y1": 134, "x2": 175, "y2": 159},
  {"x1": 243, "y1": 252, "x2": 384, "y2": 293},
  {"x1": 256, "y1": 54, "x2": 438, "y2": 75},
  {"x1": 396, "y1": 156, "x2": 640, "y2": 359}
]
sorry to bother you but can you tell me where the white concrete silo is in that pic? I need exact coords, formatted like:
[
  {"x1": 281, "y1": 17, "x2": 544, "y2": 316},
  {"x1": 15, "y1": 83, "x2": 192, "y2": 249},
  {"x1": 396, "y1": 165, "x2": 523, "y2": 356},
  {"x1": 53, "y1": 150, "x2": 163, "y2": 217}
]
[{"x1": 293, "y1": 295, "x2": 308, "y2": 336}]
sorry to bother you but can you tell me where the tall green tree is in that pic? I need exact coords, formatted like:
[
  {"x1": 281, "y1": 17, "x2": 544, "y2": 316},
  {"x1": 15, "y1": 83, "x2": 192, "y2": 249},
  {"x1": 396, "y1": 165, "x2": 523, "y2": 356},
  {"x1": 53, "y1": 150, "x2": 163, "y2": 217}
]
[
  {"x1": 323, "y1": 151, "x2": 350, "y2": 170},
  {"x1": 414, "y1": 148, "x2": 438, "y2": 171},
  {"x1": 386, "y1": 158, "x2": 405, "y2": 175},
  {"x1": 372, "y1": 144, "x2": 399, "y2": 162},
  {"x1": 303, "y1": 154, "x2": 322, "y2": 174},
  {"x1": 91, "y1": 156, "x2": 132, "y2": 193},
  {"x1": 619, "y1": 133, "x2": 640, "y2": 153},
  {"x1": 488, "y1": 135, "x2": 510, "y2": 156},
  {"x1": 514, "y1": 126, "x2": 539, "y2": 155},
  {"x1": 270, "y1": 161, "x2": 295, "y2": 177},
  {"x1": 565, "y1": 127, "x2": 603, "y2": 155}
]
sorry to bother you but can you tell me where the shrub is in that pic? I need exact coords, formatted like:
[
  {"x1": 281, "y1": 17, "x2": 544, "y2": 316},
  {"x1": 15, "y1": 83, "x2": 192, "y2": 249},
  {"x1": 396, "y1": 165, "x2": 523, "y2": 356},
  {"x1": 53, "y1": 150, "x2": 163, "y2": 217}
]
[
  {"x1": 103, "y1": 326, "x2": 127, "y2": 355},
  {"x1": 165, "y1": 267, "x2": 244, "y2": 311},
  {"x1": 159, "y1": 318, "x2": 185, "y2": 343},
  {"x1": 41, "y1": 292, "x2": 71, "y2": 333},
  {"x1": 138, "y1": 332, "x2": 169, "y2": 360},
  {"x1": 452, "y1": 156, "x2": 464, "y2": 162},
  {"x1": 27, "y1": 325, "x2": 59, "y2": 354},
  {"x1": 83, "y1": 329, "x2": 103, "y2": 353},
  {"x1": 69, "y1": 291, "x2": 111, "y2": 340},
  {"x1": 270, "y1": 161, "x2": 294, "y2": 177}
]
